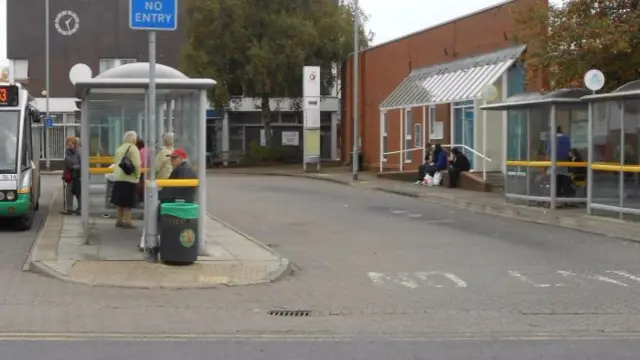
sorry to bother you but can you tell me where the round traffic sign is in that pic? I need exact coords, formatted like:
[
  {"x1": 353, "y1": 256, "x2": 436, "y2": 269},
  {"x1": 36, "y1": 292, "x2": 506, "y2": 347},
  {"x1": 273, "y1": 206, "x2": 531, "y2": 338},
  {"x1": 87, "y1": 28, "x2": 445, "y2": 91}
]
[{"x1": 584, "y1": 69, "x2": 605, "y2": 91}]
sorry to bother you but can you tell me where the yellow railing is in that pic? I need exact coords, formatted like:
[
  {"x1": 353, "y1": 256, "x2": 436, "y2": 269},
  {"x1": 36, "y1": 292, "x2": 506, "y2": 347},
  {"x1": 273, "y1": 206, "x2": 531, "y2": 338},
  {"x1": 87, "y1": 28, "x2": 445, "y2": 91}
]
[
  {"x1": 89, "y1": 167, "x2": 150, "y2": 174},
  {"x1": 150, "y1": 179, "x2": 199, "y2": 187},
  {"x1": 89, "y1": 156, "x2": 115, "y2": 165},
  {"x1": 506, "y1": 161, "x2": 640, "y2": 172}
]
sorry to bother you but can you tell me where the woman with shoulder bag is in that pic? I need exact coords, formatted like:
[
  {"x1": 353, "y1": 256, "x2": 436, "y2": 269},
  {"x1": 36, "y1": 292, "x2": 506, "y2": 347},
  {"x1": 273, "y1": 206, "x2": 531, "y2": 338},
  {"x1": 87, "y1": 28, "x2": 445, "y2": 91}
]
[{"x1": 111, "y1": 131, "x2": 142, "y2": 229}]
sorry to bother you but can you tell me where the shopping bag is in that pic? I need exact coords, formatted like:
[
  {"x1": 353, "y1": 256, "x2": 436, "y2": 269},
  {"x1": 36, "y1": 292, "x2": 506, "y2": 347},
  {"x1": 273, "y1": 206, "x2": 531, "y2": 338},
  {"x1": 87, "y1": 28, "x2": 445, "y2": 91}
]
[
  {"x1": 432, "y1": 172, "x2": 442, "y2": 186},
  {"x1": 423, "y1": 174, "x2": 433, "y2": 186}
]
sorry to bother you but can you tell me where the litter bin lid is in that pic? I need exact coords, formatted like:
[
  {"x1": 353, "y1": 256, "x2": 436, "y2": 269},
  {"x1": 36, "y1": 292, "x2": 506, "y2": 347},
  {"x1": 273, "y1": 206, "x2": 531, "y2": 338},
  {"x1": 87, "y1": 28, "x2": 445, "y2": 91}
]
[{"x1": 161, "y1": 202, "x2": 199, "y2": 219}]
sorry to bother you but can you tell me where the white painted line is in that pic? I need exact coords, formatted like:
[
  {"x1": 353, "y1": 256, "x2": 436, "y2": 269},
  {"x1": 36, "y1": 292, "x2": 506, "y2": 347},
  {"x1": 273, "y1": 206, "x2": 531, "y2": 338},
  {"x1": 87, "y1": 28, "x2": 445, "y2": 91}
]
[
  {"x1": 408, "y1": 213, "x2": 423, "y2": 218},
  {"x1": 507, "y1": 271, "x2": 562, "y2": 287},
  {"x1": 414, "y1": 272, "x2": 467, "y2": 288},
  {"x1": 390, "y1": 209, "x2": 408, "y2": 214},
  {"x1": 557, "y1": 270, "x2": 628, "y2": 287},
  {"x1": 367, "y1": 272, "x2": 387, "y2": 286},
  {"x1": 396, "y1": 273, "x2": 418, "y2": 289},
  {"x1": 606, "y1": 270, "x2": 640, "y2": 283}
]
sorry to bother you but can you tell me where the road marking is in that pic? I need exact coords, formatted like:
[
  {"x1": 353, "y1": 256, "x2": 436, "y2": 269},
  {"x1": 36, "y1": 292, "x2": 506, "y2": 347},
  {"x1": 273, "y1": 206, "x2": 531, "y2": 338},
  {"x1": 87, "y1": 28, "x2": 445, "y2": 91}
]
[
  {"x1": 606, "y1": 270, "x2": 640, "y2": 283},
  {"x1": 2, "y1": 332, "x2": 640, "y2": 341},
  {"x1": 557, "y1": 271, "x2": 628, "y2": 287},
  {"x1": 368, "y1": 272, "x2": 466, "y2": 289},
  {"x1": 390, "y1": 209, "x2": 408, "y2": 214},
  {"x1": 396, "y1": 272, "x2": 418, "y2": 288},
  {"x1": 415, "y1": 272, "x2": 467, "y2": 287},
  {"x1": 508, "y1": 271, "x2": 564, "y2": 287}
]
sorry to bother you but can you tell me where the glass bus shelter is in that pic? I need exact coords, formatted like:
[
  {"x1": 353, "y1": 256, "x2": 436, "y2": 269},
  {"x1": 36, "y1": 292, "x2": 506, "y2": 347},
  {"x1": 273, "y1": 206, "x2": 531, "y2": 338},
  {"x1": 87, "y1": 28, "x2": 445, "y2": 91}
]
[
  {"x1": 480, "y1": 89, "x2": 591, "y2": 209},
  {"x1": 581, "y1": 80, "x2": 640, "y2": 220},
  {"x1": 74, "y1": 63, "x2": 215, "y2": 254}
]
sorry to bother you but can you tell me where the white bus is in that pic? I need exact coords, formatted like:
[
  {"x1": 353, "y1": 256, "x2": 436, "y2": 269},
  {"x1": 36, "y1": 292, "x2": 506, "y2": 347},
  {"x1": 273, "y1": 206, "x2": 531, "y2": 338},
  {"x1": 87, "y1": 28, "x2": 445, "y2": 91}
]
[{"x1": 0, "y1": 83, "x2": 42, "y2": 230}]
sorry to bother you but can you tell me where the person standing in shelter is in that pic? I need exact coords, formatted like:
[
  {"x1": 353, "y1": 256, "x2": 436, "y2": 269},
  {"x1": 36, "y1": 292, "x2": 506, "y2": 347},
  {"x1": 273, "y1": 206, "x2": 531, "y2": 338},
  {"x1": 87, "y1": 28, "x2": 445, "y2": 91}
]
[
  {"x1": 159, "y1": 148, "x2": 197, "y2": 203},
  {"x1": 111, "y1": 131, "x2": 142, "y2": 229},
  {"x1": 62, "y1": 136, "x2": 81, "y2": 215},
  {"x1": 154, "y1": 132, "x2": 174, "y2": 181},
  {"x1": 546, "y1": 126, "x2": 572, "y2": 197}
]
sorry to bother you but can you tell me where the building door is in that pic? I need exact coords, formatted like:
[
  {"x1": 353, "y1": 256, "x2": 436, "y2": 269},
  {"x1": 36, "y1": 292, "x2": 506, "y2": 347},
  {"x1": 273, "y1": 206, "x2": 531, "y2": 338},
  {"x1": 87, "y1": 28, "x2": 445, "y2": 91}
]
[{"x1": 453, "y1": 101, "x2": 475, "y2": 169}]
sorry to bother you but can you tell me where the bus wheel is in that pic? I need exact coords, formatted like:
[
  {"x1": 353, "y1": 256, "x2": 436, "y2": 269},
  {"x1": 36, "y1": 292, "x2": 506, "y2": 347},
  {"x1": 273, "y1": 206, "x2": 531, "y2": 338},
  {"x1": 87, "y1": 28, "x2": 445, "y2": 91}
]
[{"x1": 15, "y1": 203, "x2": 35, "y2": 231}]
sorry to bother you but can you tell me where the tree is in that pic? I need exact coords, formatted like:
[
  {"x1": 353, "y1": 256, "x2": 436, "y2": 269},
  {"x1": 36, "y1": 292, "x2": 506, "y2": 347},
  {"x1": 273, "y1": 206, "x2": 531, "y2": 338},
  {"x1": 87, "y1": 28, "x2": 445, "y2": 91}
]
[
  {"x1": 0, "y1": 67, "x2": 8, "y2": 82},
  {"x1": 512, "y1": 0, "x2": 640, "y2": 91},
  {"x1": 180, "y1": 0, "x2": 372, "y2": 147}
]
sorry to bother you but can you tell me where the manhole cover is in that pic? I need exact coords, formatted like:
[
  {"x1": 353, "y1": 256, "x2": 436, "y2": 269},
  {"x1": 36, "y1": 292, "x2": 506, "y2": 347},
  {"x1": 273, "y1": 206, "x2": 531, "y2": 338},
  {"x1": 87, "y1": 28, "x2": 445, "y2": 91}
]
[{"x1": 267, "y1": 309, "x2": 311, "y2": 317}]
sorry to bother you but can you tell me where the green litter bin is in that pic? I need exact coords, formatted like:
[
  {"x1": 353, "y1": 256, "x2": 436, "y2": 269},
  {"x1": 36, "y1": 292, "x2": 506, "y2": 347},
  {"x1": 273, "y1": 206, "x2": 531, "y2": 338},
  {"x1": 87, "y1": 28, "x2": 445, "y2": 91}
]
[{"x1": 159, "y1": 202, "x2": 199, "y2": 264}]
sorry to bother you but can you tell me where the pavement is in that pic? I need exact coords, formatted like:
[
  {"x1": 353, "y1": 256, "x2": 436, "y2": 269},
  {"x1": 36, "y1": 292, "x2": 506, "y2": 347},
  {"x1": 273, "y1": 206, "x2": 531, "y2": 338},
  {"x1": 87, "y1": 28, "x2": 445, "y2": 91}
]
[
  {"x1": 26, "y1": 186, "x2": 290, "y2": 288},
  {"x1": 210, "y1": 166, "x2": 640, "y2": 242},
  {"x1": 2, "y1": 335, "x2": 640, "y2": 360}
]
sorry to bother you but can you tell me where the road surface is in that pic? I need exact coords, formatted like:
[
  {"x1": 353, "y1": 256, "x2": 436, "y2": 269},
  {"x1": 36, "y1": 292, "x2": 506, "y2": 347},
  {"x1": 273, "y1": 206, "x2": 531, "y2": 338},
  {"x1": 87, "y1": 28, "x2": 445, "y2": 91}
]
[
  {"x1": 2, "y1": 336, "x2": 640, "y2": 360},
  {"x1": 0, "y1": 174, "x2": 639, "y2": 342}
]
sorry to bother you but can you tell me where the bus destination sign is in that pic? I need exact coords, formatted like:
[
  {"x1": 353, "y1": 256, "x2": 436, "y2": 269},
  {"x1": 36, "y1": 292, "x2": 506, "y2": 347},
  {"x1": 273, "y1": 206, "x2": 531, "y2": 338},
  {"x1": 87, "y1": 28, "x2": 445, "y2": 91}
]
[{"x1": 0, "y1": 85, "x2": 19, "y2": 107}]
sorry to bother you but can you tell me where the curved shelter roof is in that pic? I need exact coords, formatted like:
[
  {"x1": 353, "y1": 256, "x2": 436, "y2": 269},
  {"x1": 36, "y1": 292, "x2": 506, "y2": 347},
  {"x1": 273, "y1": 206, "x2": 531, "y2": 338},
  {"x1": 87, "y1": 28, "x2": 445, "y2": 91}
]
[
  {"x1": 74, "y1": 63, "x2": 215, "y2": 99},
  {"x1": 581, "y1": 80, "x2": 640, "y2": 102},
  {"x1": 481, "y1": 88, "x2": 591, "y2": 111}
]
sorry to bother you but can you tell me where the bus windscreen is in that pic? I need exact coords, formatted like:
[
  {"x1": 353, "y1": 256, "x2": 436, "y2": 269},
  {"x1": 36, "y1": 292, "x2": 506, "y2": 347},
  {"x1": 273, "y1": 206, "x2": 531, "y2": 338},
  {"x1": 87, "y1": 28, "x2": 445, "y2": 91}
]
[{"x1": 0, "y1": 111, "x2": 19, "y2": 173}]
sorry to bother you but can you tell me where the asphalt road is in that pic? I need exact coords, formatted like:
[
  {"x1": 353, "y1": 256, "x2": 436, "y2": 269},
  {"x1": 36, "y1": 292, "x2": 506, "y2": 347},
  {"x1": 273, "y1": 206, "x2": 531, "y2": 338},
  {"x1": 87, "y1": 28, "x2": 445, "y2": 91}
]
[
  {"x1": 0, "y1": 174, "x2": 640, "y2": 340},
  {"x1": 2, "y1": 336, "x2": 640, "y2": 360}
]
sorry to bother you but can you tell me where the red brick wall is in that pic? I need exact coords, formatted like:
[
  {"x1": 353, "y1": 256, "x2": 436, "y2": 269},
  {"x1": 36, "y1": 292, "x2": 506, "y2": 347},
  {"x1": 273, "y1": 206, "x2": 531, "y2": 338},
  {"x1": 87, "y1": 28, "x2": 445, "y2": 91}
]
[{"x1": 342, "y1": 0, "x2": 548, "y2": 170}]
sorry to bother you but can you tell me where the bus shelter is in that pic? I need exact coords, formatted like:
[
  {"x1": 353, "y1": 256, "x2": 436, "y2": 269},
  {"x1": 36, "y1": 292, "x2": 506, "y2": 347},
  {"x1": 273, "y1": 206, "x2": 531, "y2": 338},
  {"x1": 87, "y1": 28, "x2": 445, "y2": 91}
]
[
  {"x1": 480, "y1": 89, "x2": 590, "y2": 209},
  {"x1": 581, "y1": 80, "x2": 640, "y2": 219},
  {"x1": 74, "y1": 63, "x2": 215, "y2": 255}
]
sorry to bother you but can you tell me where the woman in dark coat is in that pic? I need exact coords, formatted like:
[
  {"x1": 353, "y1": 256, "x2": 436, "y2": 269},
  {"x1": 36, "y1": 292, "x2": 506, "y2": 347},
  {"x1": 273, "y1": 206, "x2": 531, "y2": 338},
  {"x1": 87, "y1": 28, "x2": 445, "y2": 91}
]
[{"x1": 62, "y1": 136, "x2": 81, "y2": 214}]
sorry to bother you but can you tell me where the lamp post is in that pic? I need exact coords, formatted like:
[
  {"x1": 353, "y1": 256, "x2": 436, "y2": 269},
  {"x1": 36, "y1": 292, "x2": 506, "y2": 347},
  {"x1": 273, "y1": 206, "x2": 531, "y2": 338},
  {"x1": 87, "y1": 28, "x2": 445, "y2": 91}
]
[
  {"x1": 45, "y1": 0, "x2": 51, "y2": 170},
  {"x1": 351, "y1": 0, "x2": 360, "y2": 180}
]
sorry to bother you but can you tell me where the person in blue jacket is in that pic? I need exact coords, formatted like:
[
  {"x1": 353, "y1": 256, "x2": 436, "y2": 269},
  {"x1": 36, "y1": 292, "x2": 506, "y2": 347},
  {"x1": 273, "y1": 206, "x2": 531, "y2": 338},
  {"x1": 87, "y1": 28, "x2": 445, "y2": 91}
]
[{"x1": 415, "y1": 144, "x2": 448, "y2": 184}]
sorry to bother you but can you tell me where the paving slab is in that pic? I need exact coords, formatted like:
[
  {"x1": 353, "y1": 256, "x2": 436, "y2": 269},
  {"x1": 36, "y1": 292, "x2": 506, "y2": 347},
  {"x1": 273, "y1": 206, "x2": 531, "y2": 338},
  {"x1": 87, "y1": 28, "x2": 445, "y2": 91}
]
[{"x1": 27, "y1": 189, "x2": 291, "y2": 288}]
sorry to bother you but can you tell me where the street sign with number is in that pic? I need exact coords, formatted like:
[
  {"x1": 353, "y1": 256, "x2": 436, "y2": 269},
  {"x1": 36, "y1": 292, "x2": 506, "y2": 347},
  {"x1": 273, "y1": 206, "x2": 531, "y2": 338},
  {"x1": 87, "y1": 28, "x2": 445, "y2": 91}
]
[{"x1": 45, "y1": 117, "x2": 53, "y2": 128}]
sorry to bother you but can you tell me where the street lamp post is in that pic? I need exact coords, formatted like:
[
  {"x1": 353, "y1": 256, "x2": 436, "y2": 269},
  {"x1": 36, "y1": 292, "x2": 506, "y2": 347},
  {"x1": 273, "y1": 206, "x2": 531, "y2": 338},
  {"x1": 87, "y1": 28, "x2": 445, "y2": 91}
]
[
  {"x1": 351, "y1": 0, "x2": 359, "y2": 181},
  {"x1": 45, "y1": 0, "x2": 51, "y2": 170}
]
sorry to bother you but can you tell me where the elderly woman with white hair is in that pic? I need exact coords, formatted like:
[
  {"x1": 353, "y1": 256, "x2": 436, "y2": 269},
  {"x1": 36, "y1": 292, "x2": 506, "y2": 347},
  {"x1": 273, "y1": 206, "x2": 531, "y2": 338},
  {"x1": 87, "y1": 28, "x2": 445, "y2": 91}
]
[{"x1": 111, "y1": 130, "x2": 142, "y2": 229}]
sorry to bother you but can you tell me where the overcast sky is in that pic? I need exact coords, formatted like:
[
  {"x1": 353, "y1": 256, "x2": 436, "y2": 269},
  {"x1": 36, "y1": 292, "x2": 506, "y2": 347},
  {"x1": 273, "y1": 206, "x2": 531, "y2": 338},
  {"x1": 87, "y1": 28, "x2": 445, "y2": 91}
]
[{"x1": 0, "y1": 0, "x2": 560, "y2": 69}]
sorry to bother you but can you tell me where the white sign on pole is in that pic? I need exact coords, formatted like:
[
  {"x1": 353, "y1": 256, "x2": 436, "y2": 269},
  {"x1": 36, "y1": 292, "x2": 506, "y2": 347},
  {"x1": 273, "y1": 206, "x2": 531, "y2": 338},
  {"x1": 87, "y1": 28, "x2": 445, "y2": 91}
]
[
  {"x1": 584, "y1": 69, "x2": 605, "y2": 92},
  {"x1": 303, "y1": 66, "x2": 321, "y2": 129},
  {"x1": 282, "y1": 131, "x2": 299, "y2": 146}
]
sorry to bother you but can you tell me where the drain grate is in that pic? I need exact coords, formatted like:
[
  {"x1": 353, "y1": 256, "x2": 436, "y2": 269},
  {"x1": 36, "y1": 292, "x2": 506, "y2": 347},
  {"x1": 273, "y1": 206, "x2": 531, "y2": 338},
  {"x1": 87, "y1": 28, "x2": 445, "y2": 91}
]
[{"x1": 267, "y1": 309, "x2": 311, "y2": 317}]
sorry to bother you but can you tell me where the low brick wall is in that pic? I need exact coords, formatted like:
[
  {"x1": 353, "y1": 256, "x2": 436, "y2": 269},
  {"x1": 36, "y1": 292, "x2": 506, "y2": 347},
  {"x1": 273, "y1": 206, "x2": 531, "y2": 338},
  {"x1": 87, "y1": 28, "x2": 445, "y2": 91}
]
[{"x1": 377, "y1": 170, "x2": 492, "y2": 192}]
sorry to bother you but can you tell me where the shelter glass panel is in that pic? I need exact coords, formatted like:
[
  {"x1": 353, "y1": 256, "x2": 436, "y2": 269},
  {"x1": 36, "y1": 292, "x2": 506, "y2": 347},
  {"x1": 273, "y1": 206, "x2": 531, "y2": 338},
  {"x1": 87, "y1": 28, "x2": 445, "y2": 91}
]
[{"x1": 591, "y1": 101, "x2": 622, "y2": 209}]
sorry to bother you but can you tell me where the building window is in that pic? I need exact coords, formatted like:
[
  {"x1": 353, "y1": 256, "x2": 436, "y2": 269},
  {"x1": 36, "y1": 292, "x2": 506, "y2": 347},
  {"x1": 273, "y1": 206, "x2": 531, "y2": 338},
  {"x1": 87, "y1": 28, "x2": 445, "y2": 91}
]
[
  {"x1": 429, "y1": 105, "x2": 443, "y2": 140},
  {"x1": 382, "y1": 112, "x2": 387, "y2": 162},
  {"x1": 99, "y1": 58, "x2": 137, "y2": 73},
  {"x1": 404, "y1": 109, "x2": 412, "y2": 162},
  {"x1": 414, "y1": 123, "x2": 422, "y2": 148}
]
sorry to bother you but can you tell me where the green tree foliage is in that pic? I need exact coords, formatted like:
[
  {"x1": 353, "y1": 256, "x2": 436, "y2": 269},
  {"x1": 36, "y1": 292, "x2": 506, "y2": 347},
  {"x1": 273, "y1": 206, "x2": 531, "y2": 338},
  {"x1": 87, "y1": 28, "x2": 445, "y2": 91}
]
[
  {"x1": 0, "y1": 67, "x2": 8, "y2": 82},
  {"x1": 512, "y1": 0, "x2": 640, "y2": 91},
  {"x1": 180, "y1": 0, "x2": 371, "y2": 146}
]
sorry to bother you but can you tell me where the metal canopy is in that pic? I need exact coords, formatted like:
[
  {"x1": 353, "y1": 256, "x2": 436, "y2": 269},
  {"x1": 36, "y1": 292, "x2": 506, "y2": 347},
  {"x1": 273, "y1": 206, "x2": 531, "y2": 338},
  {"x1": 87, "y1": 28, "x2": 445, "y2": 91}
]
[
  {"x1": 480, "y1": 88, "x2": 591, "y2": 111},
  {"x1": 379, "y1": 44, "x2": 526, "y2": 110},
  {"x1": 581, "y1": 80, "x2": 640, "y2": 102},
  {"x1": 74, "y1": 63, "x2": 216, "y2": 98}
]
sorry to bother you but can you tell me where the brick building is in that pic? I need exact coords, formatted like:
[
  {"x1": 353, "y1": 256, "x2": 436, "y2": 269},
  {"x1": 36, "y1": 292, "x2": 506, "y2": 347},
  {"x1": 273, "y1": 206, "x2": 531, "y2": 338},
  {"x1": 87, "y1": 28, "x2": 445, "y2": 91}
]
[{"x1": 341, "y1": 0, "x2": 547, "y2": 176}]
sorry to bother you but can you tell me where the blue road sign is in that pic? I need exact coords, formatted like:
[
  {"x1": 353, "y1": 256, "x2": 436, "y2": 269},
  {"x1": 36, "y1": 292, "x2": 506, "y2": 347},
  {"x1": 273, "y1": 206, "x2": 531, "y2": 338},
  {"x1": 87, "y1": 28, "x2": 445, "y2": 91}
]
[
  {"x1": 129, "y1": 0, "x2": 177, "y2": 31},
  {"x1": 45, "y1": 117, "x2": 53, "y2": 128}
]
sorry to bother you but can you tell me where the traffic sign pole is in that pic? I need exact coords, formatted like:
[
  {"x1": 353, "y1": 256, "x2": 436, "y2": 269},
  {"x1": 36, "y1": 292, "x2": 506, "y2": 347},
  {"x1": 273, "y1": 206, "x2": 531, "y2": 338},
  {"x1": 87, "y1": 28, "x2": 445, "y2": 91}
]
[
  {"x1": 129, "y1": 0, "x2": 177, "y2": 261},
  {"x1": 145, "y1": 30, "x2": 159, "y2": 262}
]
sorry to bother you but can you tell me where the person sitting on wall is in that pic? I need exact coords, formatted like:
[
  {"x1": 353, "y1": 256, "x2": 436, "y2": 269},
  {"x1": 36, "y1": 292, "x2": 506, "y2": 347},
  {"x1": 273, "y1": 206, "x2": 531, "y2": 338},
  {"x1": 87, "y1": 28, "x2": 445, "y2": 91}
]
[
  {"x1": 414, "y1": 144, "x2": 448, "y2": 185},
  {"x1": 415, "y1": 146, "x2": 433, "y2": 185},
  {"x1": 447, "y1": 147, "x2": 471, "y2": 188}
]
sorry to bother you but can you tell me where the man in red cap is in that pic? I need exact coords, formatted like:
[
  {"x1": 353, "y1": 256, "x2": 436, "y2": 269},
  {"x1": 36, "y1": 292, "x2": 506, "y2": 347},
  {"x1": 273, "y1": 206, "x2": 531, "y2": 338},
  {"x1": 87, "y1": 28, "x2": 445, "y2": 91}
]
[{"x1": 159, "y1": 148, "x2": 197, "y2": 203}]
